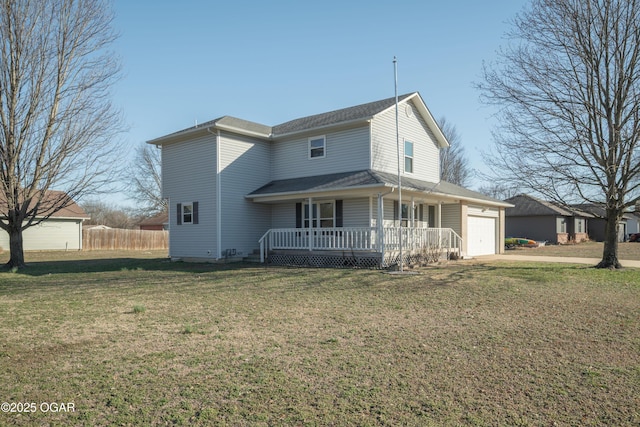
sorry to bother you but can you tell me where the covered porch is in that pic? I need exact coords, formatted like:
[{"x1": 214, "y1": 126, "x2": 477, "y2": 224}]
[
  {"x1": 259, "y1": 226, "x2": 462, "y2": 268},
  {"x1": 247, "y1": 169, "x2": 509, "y2": 268}
]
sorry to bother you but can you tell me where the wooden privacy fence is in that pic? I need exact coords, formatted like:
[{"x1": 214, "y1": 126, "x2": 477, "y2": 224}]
[{"x1": 83, "y1": 228, "x2": 168, "y2": 251}]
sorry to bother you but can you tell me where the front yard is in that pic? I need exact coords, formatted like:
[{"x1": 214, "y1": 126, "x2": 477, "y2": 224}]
[{"x1": 0, "y1": 251, "x2": 638, "y2": 426}]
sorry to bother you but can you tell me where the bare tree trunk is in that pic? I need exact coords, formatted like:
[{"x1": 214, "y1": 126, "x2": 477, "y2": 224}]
[
  {"x1": 6, "y1": 227, "x2": 25, "y2": 269},
  {"x1": 596, "y1": 212, "x2": 622, "y2": 269}
]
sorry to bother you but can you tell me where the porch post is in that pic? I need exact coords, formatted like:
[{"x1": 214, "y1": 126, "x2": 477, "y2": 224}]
[
  {"x1": 410, "y1": 197, "x2": 415, "y2": 228},
  {"x1": 377, "y1": 194, "x2": 384, "y2": 255},
  {"x1": 437, "y1": 202, "x2": 442, "y2": 228},
  {"x1": 410, "y1": 197, "x2": 415, "y2": 252},
  {"x1": 308, "y1": 197, "x2": 313, "y2": 251}
]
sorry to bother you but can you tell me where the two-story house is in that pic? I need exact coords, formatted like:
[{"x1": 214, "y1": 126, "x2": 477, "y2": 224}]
[{"x1": 148, "y1": 92, "x2": 511, "y2": 267}]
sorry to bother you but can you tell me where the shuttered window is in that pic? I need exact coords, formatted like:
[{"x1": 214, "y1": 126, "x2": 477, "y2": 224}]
[
  {"x1": 177, "y1": 202, "x2": 199, "y2": 225},
  {"x1": 296, "y1": 200, "x2": 342, "y2": 228}
]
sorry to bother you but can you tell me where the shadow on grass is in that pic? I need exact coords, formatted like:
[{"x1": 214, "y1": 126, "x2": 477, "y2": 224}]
[
  {"x1": 1, "y1": 257, "x2": 265, "y2": 277},
  {"x1": 1, "y1": 255, "x2": 599, "y2": 281}
]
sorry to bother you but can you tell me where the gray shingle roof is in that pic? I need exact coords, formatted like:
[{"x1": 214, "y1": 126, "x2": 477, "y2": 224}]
[
  {"x1": 149, "y1": 93, "x2": 422, "y2": 143},
  {"x1": 271, "y1": 93, "x2": 415, "y2": 136},
  {"x1": 159, "y1": 115, "x2": 272, "y2": 140},
  {"x1": 248, "y1": 170, "x2": 382, "y2": 195},
  {"x1": 505, "y1": 194, "x2": 593, "y2": 217},
  {"x1": 248, "y1": 169, "x2": 509, "y2": 206}
]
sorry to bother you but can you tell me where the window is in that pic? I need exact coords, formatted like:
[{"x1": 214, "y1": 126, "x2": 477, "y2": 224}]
[
  {"x1": 177, "y1": 202, "x2": 198, "y2": 225},
  {"x1": 296, "y1": 201, "x2": 343, "y2": 228},
  {"x1": 558, "y1": 217, "x2": 566, "y2": 233},
  {"x1": 183, "y1": 203, "x2": 193, "y2": 224},
  {"x1": 304, "y1": 201, "x2": 334, "y2": 228},
  {"x1": 395, "y1": 202, "x2": 419, "y2": 227},
  {"x1": 309, "y1": 136, "x2": 326, "y2": 159},
  {"x1": 404, "y1": 140, "x2": 414, "y2": 173}
]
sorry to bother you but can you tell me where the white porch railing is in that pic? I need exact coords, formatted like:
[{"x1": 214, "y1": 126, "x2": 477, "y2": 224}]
[{"x1": 259, "y1": 227, "x2": 462, "y2": 263}]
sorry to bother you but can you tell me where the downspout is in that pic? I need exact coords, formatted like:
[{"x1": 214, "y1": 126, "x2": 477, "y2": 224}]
[
  {"x1": 207, "y1": 127, "x2": 222, "y2": 259},
  {"x1": 216, "y1": 130, "x2": 222, "y2": 259}
]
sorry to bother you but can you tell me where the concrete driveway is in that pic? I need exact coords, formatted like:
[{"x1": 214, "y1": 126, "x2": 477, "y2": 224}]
[{"x1": 477, "y1": 254, "x2": 640, "y2": 268}]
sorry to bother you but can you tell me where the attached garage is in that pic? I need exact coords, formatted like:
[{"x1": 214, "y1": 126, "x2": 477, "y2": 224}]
[{"x1": 466, "y1": 207, "x2": 499, "y2": 256}]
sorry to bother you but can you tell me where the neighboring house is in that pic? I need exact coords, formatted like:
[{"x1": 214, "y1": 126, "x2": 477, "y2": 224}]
[
  {"x1": 148, "y1": 92, "x2": 511, "y2": 266},
  {"x1": 0, "y1": 191, "x2": 89, "y2": 251},
  {"x1": 572, "y1": 204, "x2": 630, "y2": 242},
  {"x1": 138, "y1": 211, "x2": 169, "y2": 231},
  {"x1": 505, "y1": 194, "x2": 592, "y2": 244},
  {"x1": 626, "y1": 211, "x2": 640, "y2": 235}
]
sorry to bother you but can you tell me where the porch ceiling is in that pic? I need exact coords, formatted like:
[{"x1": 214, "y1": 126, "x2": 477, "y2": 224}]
[{"x1": 246, "y1": 169, "x2": 512, "y2": 207}]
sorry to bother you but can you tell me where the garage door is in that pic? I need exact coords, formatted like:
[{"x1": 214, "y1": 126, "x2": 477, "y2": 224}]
[{"x1": 467, "y1": 216, "x2": 496, "y2": 256}]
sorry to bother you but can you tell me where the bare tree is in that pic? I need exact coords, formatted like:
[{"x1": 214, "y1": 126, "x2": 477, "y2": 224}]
[
  {"x1": 124, "y1": 143, "x2": 166, "y2": 216},
  {"x1": 478, "y1": 0, "x2": 640, "y2": 269},
  {"x1": 0, "y1": 0, "x2": 123, "y2": 268},
  {"x1": 83, "y1": 200, "x2": 137, "y2": 229},
  {"x1": 439, "y1": 117, "x2": 471, "y2": 187},
  {"x1": 477, "y1": 183, "x2": 520, "y2": 201}
]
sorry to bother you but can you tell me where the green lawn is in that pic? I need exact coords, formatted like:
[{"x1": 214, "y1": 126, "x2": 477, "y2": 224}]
[{"x1": 0, "y1": 251, "x2": 638, "y2": 426}]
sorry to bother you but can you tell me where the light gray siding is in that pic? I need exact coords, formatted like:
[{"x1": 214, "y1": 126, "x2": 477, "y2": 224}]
[
  {"x1": 219, "y1": 131, "x2": 271, "y2": 256},
  {"x1": 383, "y1": 199, "x2": 396, "y2": 227},
  {"x1": 271, "y1": 203, "x2": 293, "y2": 229},
  {"x1": 441, "y1": 204, "x2": 462, "y2": 235},
  {"x1": 343, "y1": 198, "x2": 371, "y2": 227},
  {"x1": 0, "y1": 219, "x2": 83, "y2": 251},
  {"x1": 272, "y1": 125, "x2": 370, "y2": 180},
  {"x1": 371, "y1": 99, "x2": 441, "y2": 183},
  {"x1": 162, "y1": 134, "x2": 217, "y2": 259}
]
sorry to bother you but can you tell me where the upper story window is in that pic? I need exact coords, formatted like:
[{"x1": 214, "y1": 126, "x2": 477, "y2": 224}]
[
  {"x1": 309, "y1": 136, "x2": 326, "y2": 159},
  {"x1": 404, "y1": 140, "x2": 414, "y2": 173}
]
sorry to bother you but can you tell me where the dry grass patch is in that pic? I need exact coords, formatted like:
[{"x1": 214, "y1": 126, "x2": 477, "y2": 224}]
[
  {"x1": 505, "y1": 241, "x2": 640, "y2": 260},
  {"x1": 0, "y1": 252, "x2": 638, "y2": 426}
]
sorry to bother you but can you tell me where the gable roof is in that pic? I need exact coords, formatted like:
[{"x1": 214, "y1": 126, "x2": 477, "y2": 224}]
[
  {"x1": 247, "y1": 169, "x2": 511, "y2": 207},
  {"x1": 505, "y1": 194, "x2": 593, "y2": 218},
  {"x1": 572, "y1": 203, "x2": 634, "y2": 220},
  {"x1": 0, "y1": 190, "x2": 89, "y2": 220},
  {"x1": 147, "y1": 92, "x2": 449, "y2": 148},
  {"x1": 272, "y1": 93, "x2": 414, "y2": 136}
]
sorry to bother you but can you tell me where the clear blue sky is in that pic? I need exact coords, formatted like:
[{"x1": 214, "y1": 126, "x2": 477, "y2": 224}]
[{"x1": 111, "y1": 0, "x2": 528, "y2": 206}]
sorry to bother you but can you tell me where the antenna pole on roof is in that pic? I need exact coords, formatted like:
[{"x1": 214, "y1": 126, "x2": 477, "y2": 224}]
[{"x1": 394, "y1": 56, "x2": 403, "y2": 272}]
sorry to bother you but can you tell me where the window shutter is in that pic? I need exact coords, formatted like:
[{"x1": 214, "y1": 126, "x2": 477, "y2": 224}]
[
  {"x1": 177, "y1": 203, "x2": 182, "y2": 225},
  {"x1": 393, "y1": 201, "x2": 398, "y2": 222},
  {"x1": 193, "y1": 201, "x2": 199, "y2": 224},
  {"x1": 336, "y1": 200, "x2": 343, "y2": 227},
  {"x1": 419, "y1": 204, "x2": 424, "y2": 222},
  {"x1": 295, "y1": 203, "x2": 302, "y2": 228}
]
